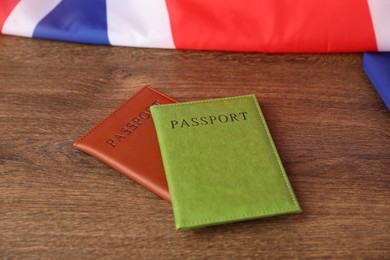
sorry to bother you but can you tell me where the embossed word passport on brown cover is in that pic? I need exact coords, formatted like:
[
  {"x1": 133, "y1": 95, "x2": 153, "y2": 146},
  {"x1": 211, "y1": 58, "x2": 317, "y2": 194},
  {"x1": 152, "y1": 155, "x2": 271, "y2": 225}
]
[{"x1": 74, "y1": 86, "x2": 176, "y2": 202}]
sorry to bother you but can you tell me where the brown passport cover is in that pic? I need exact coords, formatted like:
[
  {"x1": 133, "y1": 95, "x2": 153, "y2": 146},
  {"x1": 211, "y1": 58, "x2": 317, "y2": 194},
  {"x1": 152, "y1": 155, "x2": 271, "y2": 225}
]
[{"x1": 74, "y1": 86, "x2": 176, "y2": 202}]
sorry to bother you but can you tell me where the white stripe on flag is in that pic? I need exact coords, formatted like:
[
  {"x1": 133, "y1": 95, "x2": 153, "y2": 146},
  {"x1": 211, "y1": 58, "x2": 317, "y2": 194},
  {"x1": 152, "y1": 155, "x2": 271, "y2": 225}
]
[
  {"x1": 106, "y1": 0, "x2": 175, "y2": 48},
  {"x1": 2, "y1": 0, "x2": 61, "y2": 37},
  {"x1": 368, "y1": 0, "x2": 390, "y2": 51}
]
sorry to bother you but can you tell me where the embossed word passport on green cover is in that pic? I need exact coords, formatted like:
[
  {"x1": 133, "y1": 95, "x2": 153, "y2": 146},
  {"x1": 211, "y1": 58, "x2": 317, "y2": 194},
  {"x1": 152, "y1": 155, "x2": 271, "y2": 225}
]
[{"x1": 151, "y1": 95, "x2": 301, "y2": 230}]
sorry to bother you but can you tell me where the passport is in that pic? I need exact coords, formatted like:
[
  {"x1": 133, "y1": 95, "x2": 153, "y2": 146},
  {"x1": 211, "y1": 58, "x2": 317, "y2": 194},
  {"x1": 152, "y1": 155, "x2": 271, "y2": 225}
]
[
  {"x1": 151, "y1": 94, "x2": 301, "y2": 230},
  {"x1": 74, "y1": 86, "x2": 176, "y2": 202}
]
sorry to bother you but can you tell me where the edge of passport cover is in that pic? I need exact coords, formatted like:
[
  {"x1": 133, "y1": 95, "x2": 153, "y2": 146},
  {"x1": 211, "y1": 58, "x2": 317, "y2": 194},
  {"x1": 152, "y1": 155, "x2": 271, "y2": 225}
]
[
  {"x1": 151, "y1": 94, "x2": 301, "y2": 230},
  {"x1": 74, "y1": 86, "x2": 176, "y2": 202}
]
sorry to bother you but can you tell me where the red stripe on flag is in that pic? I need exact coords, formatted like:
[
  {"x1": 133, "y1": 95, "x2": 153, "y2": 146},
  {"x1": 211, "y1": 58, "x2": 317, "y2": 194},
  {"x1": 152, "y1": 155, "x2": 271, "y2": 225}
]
[
  {"x1": 166, "y1": 0, "x2": 378, "y2": 52},
  {"x1": 0, "y1": 0, "x2": 20, "y2": 33}
]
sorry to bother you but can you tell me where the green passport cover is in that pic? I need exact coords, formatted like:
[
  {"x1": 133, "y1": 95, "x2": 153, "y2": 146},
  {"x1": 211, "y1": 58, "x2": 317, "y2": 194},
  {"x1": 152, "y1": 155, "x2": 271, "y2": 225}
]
[{"x1": 151, "y1": 95, "x2": 301, "y2": 230}]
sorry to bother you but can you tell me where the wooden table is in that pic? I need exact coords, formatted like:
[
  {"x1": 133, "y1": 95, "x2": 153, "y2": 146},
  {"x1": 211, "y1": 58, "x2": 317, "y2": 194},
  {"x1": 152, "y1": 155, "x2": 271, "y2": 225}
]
[{"x1": 1, "y1": 35, "x2": 389, "y2": 259}]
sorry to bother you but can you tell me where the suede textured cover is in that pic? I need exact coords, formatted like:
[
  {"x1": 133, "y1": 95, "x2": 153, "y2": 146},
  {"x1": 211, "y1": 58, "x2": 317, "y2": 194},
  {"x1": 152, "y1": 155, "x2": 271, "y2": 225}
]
[{"x1": 151, "y1": 94, "x2": 301, "y2": 230}]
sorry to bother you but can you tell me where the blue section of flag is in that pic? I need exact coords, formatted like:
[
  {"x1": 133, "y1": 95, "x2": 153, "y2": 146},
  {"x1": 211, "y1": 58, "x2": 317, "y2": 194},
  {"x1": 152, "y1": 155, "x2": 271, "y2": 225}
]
[
  {"x1": 363, "y1": 52, "x2": 390, "y2": 111},
  {"x1": 33, "y1": 0, "x2": 109, "y2": 45}
]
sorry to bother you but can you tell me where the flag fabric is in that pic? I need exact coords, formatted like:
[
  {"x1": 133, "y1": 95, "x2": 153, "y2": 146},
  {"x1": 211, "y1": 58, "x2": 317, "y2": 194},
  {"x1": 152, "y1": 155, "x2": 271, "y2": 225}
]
[
  {"x1": 1, "y1": 0, "x2": 389, "y2": 52},
  {"x1": 363, "y1": 52, "x2": 390, "y2": 110}
]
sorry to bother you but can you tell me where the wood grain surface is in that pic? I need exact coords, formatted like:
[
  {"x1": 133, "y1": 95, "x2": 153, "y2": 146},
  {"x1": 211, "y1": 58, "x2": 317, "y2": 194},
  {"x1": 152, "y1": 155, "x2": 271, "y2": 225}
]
[{"x1": 0, "y1": 35, "x2": 389, "y2": 259}]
